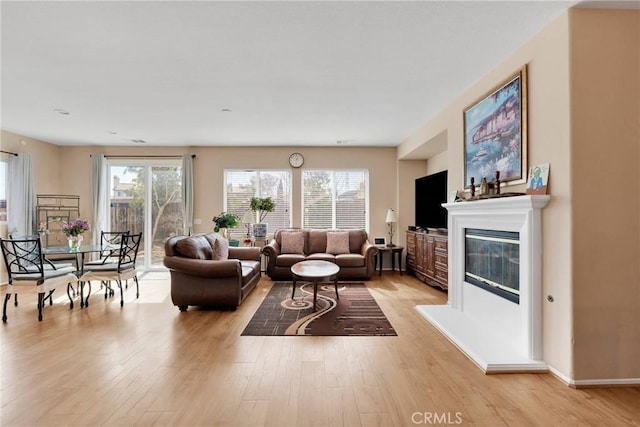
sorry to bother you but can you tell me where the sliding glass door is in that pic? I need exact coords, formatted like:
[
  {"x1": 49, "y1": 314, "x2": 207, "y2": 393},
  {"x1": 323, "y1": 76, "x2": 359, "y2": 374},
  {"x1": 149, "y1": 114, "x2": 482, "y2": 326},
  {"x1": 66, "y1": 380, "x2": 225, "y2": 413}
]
[{"x1": 107, "y1": 160, "x2": 182, "y2": 270}]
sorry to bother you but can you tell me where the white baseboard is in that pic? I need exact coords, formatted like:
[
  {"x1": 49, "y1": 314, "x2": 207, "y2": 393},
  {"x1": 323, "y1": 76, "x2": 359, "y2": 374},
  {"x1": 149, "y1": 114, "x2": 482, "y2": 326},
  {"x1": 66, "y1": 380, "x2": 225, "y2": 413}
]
[{"x1": 548, "y1": 365, "x2": 640, "y2": 388}]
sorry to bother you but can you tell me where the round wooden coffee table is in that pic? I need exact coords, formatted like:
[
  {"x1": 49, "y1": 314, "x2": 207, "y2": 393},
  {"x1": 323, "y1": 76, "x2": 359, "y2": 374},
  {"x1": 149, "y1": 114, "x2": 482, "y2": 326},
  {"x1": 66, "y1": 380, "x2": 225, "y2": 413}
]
[{"x1": 291, "y1": 260, "x2": 340, "y2": 312}]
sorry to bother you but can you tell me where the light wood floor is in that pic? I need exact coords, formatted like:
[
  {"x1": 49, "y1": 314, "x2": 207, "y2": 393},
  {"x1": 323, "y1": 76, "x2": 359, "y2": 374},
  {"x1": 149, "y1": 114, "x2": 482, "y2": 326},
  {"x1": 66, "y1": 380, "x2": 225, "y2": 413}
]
[{"x1": 1, "y1": 272, "x2": 639, "y2": 426}]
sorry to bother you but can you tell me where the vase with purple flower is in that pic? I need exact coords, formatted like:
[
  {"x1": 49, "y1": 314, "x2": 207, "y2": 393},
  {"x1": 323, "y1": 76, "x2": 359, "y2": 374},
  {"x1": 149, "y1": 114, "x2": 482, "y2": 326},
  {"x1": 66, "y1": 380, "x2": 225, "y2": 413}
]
[{"x1": 61, "y1": 219, "x2": 91, "y2": 252}]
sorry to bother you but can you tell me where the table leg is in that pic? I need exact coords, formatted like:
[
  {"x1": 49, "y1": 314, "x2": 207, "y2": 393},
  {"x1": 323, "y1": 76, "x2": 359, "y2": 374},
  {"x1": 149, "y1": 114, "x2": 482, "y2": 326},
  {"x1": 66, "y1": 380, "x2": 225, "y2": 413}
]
[
  {"x1": 80, "y1": 281, "x2": 85, "y2": 308},
  {"x1": 313, "y1": 282, "x2": 318, "y2": 312},
  {"x1": 398, "y1": 251, "x2": 403, "y2": 275},
  {"x1": 67, "y1": 283, "x2": 74, "y2": 309},
  {"x1": 334, "y1": 278, "x2": 339, "y2": 300},
  {"x1": 391, "y1": 252, "x2": 395, "y2": 273},
  {"x1": 378, "y1": 253, "x2": 382, "y2": 277},
  {"x1": 292, "y1": 277, "x2": 297, "y2": 299}
]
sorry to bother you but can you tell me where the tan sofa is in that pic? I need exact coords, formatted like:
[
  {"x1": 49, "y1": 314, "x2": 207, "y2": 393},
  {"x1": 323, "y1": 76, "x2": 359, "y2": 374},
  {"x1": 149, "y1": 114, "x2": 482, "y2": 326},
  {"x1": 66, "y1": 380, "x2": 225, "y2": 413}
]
[
  {"x1": 262, "y1": 229, "x2": 378, "y2": 280},
  {"x1": 163, "y1": 233, "x2": 261, "y2": 311}
]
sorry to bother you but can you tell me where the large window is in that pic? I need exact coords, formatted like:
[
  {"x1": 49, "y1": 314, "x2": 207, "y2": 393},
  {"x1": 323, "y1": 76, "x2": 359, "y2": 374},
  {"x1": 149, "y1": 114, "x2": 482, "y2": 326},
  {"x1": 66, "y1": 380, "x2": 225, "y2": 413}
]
[
  {"x1": 224, "y1": 170, "x2": 291, "y2": 233},
  {"x1": 107, "y1": 160, "x2": 183, "y2": 270},
  {"x1": 302, "y1": 169, "x2": 369, "y2": 230}
]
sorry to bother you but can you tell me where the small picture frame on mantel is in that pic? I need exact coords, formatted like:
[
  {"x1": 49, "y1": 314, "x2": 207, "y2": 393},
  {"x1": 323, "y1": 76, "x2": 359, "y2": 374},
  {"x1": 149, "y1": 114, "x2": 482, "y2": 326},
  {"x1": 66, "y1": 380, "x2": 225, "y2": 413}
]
[{"x1": 526, "y1": 163, "x2": 550, "y2": 195}]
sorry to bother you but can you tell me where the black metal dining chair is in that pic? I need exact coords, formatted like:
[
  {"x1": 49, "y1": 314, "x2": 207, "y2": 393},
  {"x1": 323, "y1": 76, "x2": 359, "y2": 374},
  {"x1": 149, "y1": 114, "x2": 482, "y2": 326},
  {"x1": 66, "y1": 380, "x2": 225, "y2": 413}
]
[
  {"x1": 0, "y1": 237, "x2": 78, "y2": 322},
  {"x1": 79, "y1": 232, "x2": 142, "y2": 307}
]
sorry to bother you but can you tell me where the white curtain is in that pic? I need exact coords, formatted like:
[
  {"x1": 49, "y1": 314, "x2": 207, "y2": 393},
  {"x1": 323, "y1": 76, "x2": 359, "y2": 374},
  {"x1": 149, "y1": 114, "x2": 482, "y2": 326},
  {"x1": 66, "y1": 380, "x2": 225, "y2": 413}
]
[
  {"x1": 182, "y1": 154, "x2": 194, "y2": 235},
  {"x1": 91, "y1": 154, "x2": 107, "y2": 244},
  {"x1": 7, "y1": 153, "x2": 35, "y2": 236}
]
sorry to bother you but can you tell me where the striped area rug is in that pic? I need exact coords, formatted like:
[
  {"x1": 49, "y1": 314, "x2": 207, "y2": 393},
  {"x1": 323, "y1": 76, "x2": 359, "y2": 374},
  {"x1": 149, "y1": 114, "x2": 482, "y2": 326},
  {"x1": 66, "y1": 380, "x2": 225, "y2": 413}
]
[{"x1": 241, "y1": 282, "x2": 396, "y2": 336}]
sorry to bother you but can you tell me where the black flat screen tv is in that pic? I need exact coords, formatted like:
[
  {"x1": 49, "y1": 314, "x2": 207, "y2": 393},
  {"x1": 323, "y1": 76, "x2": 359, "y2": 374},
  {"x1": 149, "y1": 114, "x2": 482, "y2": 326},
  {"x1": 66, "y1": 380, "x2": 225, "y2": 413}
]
[{"x1": 415, "y1": 170, "x2": 448, "y2": 230}]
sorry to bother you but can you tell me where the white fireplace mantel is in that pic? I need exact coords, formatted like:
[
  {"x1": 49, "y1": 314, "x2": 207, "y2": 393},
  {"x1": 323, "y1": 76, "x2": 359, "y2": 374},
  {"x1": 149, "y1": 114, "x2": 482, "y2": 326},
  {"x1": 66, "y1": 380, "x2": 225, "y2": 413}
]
[{"x1": 416, "y1": 195, "x2": 550, "y2": 373}]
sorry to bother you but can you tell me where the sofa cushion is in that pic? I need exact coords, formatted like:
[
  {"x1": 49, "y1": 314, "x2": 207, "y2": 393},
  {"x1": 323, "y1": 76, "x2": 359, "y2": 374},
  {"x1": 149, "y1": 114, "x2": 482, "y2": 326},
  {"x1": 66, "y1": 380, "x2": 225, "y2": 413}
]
[
  {"x1": 240, "y1": 260, "x2": 260, "y2": 284},
  {"x1": 275, "y1": 254, "x2": 306, "y2": 267},
  {"x1": 326, "y1": 231, "x2": 350, "y2": 255},
  {"x1": 306, "y1": 253, "x2": 335, "y2": 262},
  {"x1": 308, "y1": 229, "x2": 327, "y2": 254},
  {"x1": 213, "y1": 238, "x2": 229, "y2": 260},
  {"x1": 335, "y1": 253, "x2": 365, "y2": 268},
  {"x1": 281, "y1": 231, "x2": 305, "y2": 254},
  {"x1": 175, "y1": 235, "x2": 213, "y2": 260}
]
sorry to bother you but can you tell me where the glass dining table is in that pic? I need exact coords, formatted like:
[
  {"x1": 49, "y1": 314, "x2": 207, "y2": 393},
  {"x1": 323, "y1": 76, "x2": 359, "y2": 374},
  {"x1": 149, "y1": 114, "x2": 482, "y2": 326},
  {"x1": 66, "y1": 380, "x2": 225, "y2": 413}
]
[{"x1": 43, "y1": 244, "x2": 107, "y2": 273}]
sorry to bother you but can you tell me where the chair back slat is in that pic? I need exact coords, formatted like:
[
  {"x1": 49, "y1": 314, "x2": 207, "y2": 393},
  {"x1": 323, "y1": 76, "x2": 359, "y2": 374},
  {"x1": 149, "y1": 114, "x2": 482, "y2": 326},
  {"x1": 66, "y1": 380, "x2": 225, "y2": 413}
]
[
  {"x1": 118, "y1": 233, "x2": 142, "y2": 270},
  {"x1": 0, "y1": 237, "x2": 46, "y2": 279},
  {"x1": 101, "y1": 231, "x2": 128, "y2": 250},
  {"x1": 93, "y1": 231, "x2": 129, "y2": 263}
]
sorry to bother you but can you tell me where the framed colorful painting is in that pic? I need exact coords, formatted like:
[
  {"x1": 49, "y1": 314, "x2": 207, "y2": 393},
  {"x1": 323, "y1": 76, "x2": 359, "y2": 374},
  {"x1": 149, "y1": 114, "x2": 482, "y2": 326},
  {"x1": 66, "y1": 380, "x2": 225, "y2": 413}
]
[{"x1": 463, "y1": 66, "x2": 528, "y2": 189}]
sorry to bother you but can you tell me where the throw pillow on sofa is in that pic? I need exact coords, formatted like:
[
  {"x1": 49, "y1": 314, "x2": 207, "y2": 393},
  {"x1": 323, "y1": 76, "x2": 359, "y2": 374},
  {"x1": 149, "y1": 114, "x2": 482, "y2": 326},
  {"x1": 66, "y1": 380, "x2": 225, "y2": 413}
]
[
  {"x1": 281, "y1": 231, "x2": 305, "y2": 254},
  {"x1": 175, "y1": 235, "x2": 213, "y2": 260},
  {"x1": 203, "y1": 233, "x2": 229, "y2": 260},
  {"x1": 326, "y1": 231, "x2": 350, "y2": 255},
  {"x1": 213, "y1": 238, "x2": 229, "y2": 260}
]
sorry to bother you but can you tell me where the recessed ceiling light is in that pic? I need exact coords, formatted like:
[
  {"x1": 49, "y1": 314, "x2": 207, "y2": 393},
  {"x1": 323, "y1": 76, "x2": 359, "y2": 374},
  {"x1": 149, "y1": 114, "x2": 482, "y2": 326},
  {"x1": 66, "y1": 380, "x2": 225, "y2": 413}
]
[
  {"x1": 336, "y1": 139, "x2": 353, "y2": 145},
  {"x1": 131, "y1": 139, "x2": 147, "y2": 144},
  {"x1": 221, "y1": 108, "x2": 232, "y2": 113},
  {"x1": 53, "y1": 108, "x2": 70, "y2": 115},
  {"x1": 107, "y1": 131, "x2": 117, "y2": 135}
]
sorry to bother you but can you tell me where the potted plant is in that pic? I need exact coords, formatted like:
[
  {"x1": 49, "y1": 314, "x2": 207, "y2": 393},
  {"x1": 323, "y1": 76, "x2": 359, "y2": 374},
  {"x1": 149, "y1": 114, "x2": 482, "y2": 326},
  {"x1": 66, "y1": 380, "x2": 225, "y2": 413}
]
[
  {"x1": 249, "y1": 197, "x2": 275, "y2": 238},
  {"x1": 212, "y1": 212, "x2": 240, "y2": 238}
]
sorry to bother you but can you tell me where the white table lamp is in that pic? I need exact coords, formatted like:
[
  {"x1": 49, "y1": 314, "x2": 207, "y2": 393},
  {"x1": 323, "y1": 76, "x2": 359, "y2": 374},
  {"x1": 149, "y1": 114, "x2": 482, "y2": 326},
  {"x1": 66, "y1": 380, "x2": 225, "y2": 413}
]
[
  {"x1": 385, "y1": 209, "x2": 398, "y2": 246},
  {"x1": 241, "y1": 210, "x2": 254, "y2": 237}
]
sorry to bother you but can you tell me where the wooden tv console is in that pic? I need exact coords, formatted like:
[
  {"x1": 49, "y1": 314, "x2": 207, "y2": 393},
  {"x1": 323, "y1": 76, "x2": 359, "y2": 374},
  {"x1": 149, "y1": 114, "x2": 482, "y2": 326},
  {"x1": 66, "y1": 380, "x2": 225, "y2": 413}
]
[{"x1": 406, "y1": 230, "x2": 448, "y2": 290}]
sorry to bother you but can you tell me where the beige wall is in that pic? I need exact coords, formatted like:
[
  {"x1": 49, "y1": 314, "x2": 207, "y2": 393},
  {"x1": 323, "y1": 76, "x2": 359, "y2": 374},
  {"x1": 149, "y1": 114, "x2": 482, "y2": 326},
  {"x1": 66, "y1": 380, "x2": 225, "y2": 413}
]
[
  {"x1": 57, "y1": 145, "x2": 398, "y2": 256},
  {"x1": 1, "y1": 130, "x2": 62, "y2": 198},
  {"x1": 1, "y1": 131, "x2": 63, "y2": 282},
  {"x1": 569, "y1": 9, "x2": 640, "y2": 380},
  {"x1": 398, "y1": 159, "x2": 428, "y2": 247},
  {"x1": 398, "y1": 9, "x2": 640, "y2": 382},
  {"x1": 399, "y1": 12, "x2": 574, "y2": 378}
]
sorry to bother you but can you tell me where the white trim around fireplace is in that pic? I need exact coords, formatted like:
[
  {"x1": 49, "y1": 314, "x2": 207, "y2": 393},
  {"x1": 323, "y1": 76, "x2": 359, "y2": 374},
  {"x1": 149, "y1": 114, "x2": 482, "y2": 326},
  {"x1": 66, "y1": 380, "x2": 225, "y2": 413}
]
[{"x1": 416, "y1": 195, "x2": 550, "y2": 373}]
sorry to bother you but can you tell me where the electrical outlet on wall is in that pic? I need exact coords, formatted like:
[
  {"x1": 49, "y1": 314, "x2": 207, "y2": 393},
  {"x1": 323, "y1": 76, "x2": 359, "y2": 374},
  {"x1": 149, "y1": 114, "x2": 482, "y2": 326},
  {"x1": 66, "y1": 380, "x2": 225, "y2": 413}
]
[{"x1": 193, "y1": 218, "x2": 202, "y2": 225}]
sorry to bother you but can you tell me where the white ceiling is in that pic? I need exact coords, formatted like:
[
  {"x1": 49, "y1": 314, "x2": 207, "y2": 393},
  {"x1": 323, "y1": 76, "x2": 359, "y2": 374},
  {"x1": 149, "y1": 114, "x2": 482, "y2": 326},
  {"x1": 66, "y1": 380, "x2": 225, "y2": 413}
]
[{"x1": 1, "y1": 1, "x2": 586, "y2": 149}]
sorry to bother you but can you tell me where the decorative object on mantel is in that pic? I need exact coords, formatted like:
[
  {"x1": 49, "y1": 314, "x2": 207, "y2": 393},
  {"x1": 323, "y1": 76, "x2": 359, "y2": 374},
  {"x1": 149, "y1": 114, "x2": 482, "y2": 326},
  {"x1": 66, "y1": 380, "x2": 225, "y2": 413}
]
[
  {"x1": 457, "y1": 192, "x2": 525, "y2": 202},
  {"x1": 526, "y1": 163, "x2": 550, "y2": 195},
  {"x1": 480, "y1": 177, "x2": 489, "y2": 196},
  {"x1": 464, "y1": 65, "x2": 528, "y2": 190}
]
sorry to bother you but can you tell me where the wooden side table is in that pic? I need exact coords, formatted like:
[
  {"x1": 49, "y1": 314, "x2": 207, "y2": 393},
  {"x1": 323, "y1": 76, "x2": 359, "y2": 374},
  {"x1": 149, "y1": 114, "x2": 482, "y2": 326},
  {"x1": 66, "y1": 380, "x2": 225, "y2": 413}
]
[{"x1": 375, "y1": 245, "x2": 404, "y2": 276}]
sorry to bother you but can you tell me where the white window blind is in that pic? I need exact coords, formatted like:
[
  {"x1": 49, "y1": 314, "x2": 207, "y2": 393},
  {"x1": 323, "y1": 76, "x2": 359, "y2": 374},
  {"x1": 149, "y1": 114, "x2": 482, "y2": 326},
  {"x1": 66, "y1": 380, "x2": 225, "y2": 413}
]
[
  {"x1": 302, "y1": 169, "x2": 368, "y2": 230},
  {"x1": 224, "y1": 170, "x2": 291, "y2": 233}
]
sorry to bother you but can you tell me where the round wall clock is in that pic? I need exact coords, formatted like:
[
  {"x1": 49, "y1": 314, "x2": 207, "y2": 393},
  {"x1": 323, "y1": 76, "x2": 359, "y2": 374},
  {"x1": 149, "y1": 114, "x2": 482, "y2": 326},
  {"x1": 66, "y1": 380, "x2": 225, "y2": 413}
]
[{"x1": 289, "y1": 152, "x2": 304, "y2": 168}]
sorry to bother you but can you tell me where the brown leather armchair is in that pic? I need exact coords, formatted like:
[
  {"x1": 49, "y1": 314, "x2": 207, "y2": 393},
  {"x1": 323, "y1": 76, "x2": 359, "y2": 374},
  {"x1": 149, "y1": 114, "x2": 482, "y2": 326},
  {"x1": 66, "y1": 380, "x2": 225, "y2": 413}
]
[{"x1": 163, "y1": 233, "x2": 261, "y2": 311}]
